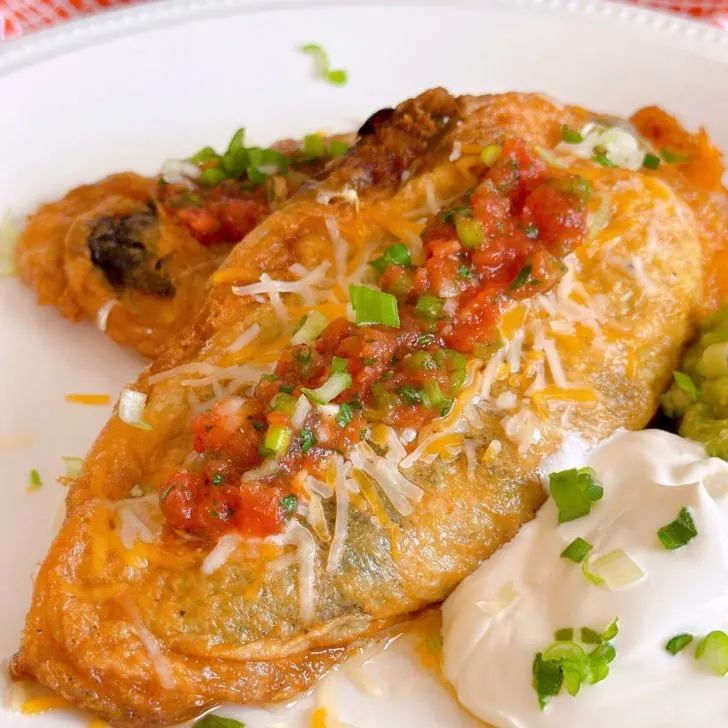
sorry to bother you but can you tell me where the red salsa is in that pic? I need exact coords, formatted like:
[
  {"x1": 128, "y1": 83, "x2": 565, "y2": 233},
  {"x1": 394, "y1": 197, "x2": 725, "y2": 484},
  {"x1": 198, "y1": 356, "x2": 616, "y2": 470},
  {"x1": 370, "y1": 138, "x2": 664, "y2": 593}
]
[{"x1": 159, "y1": 137, "x2": 590, "y2": 540}]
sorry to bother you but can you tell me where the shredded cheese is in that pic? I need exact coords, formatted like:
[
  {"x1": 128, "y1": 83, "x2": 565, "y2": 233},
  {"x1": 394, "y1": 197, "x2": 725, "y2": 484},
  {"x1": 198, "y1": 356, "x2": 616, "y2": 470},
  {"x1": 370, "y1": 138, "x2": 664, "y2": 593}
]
[
  {"x1": 327, "y1": 456, "x2": 349, "y2": 573},
  {"x1": 228, "y1": 323, "x2": 261, "y2": 353},
  {"x1": 96, "y1": 299, "x2": 118, "y2": 332},
  {"x1": 20, "y1": 696, "x2": 72, "y2": 715},
  {"x1": 201, "y1": 533, "x2": 242, "y2": 575},
  {"x1": 288, "y1": 521, "x2": 317, "y2": 623}
]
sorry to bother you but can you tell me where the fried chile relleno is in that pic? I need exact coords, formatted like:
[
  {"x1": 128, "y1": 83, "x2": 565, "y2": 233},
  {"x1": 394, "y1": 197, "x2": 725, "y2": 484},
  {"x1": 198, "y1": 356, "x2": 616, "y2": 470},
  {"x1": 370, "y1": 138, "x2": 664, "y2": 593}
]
[
  {"x1": 12, "y1": 90, "x2": 725, "y2": 726},
  {"x1": 88, "y1": 207, "x2": 176, "y2": 298}
]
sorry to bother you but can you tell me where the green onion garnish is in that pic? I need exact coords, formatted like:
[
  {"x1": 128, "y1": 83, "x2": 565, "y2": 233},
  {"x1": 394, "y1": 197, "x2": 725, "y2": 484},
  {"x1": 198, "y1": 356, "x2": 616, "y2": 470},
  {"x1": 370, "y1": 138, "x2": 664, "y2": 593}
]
[
  {"x1": 302, "y1": 133, "x2": 327, "y2": 160},
  {"x1": 349, "y1": 284, "x2": 400, "y2": 327},
  {"x1": 548, "y1": 466, "x2": 604, "y2": 523},
  {"x1": 440, "y1": 206, "x2": 472, "y2": 224},
  {"x1": 601, "y1": 618, "x2": 619, "y2": 641},
  {"x1": 200, "y1": 167, "x2": 227, "y2": 187},
  {"x1": 301, "y1": 371, "x2": 352, "y2": 405},
  {"x1": 642, "y1": 153, "x2": 661, "y2": 170},
  {"x1": 554, "y1": 628, "x2": 574, "y2": 641},
  {"x1": 397, "y1": 386, "x2": 423, "y2": 406},
  {"x1": 665, "y1": 633, "x2": 693, "y2": 656},
  {"x1": 193, "y1": 714, "x2": 247, "y2": 728},
  {"x1": 370, "y1": 242, "x2": 412, "y2": 272},
  {"x1": 592, "y1": 150, "x2": 616, "y2": 168},
  {"x1": 291, "y1": 310, "x2": 329, "y2": 346},
  {"x1": 189, "y1": 146, "x2": 219, "y2": 164},
  {"x1": 331, "y1": 356, "x2": 349, "y2": 373},
  {"x1": 590, "y1": 549, "x2": 644, "y2": 590},
  {"x1": 457, "y1": 264, "x2": 472, "y2": 280},
  {"x1": 661, "y1": 148, "x2": 690, "y2": 164},
  {"x1": 415, "y1": 295, "x2": 445, "y2": 321},
  {"x1": 455, "y1": 216, "x2": 485, "y2": 249},
  {"x1": 28, "y1": 469, "x2": 42, "y2": 491},
  {"x1": 561, "y1": 537, "x2": 593, "y2": 564},
  {"x1": 657, "y1": 506, "x2": 697, "y2": 550},
  {"x1": 269, "y1": 392, "x2": 297, "y2": 416},
  {"x1": 562, "y1": 125, "x2": 583, "y2": 144},
  {"x1": 532, "y1": 652, "x2": 564, "y2": 709},
  {"x1": 300, "y1": 43, "x2": 348, "y2": 86},
  {"x1": 327, "y1": 139, "x2": 350, "y2": 158},
  {"x1": 695, "y1": 631, "x2": 728, "y2": 676},
  {"x1": 62, "y1": 456, "x2": 83, "y2": 480},
  {"x1": 227, "y1": 128, "x2": 246, "y2": 154},
  {"x1": 672, "y1": 371, "x2": 698, "y2": 401},
  {"x1": 581, "y1": 627, "x2": 603, "y2": 645},
  {"x1": 263, "y1": 425, "x2": 292, "y2": 456},
  {"x1": 279, "y1": 494, "x2": 298, "y2": 516}
]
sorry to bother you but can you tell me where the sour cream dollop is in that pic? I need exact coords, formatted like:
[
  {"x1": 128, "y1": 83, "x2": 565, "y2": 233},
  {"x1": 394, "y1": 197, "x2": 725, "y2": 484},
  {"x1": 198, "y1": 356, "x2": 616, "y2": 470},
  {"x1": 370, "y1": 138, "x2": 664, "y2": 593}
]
[{"x1": 442, "y1": 429, "x2": 728, "y2": 728}]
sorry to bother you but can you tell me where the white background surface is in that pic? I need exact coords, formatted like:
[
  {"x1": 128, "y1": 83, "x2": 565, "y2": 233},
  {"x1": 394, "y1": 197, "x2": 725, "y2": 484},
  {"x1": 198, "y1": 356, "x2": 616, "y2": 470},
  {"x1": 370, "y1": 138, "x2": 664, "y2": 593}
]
[{"x1": 2, "y1": 1, "x2": 728, "y2": 725}]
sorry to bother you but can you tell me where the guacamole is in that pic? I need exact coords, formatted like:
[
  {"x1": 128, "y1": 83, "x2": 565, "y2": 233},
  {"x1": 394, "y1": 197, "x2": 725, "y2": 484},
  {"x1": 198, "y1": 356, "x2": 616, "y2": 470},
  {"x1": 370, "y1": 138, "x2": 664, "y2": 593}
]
[{"x1": 663, "y1": 301, "x2": 728, "y2": 459}]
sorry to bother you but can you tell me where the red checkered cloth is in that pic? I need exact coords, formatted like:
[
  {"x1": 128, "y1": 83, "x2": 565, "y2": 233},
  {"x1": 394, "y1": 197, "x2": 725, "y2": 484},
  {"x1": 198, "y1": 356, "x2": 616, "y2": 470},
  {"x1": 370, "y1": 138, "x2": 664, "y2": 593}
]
[{"x1": 1, "y1": 0, "x2": 727, "y2": 40}]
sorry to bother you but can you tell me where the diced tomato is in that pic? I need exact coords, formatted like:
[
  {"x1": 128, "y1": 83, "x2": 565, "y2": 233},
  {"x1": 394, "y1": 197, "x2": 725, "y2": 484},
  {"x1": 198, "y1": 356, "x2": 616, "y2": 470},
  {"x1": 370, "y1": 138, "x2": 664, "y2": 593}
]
[
  {"x1": 315, "y1": 317, "x2": 356, "y2": 355},
  {"x1": 336, "y1": 327, "x2": 397, "y2": 384},
  {"x1": 233, "y1": 482, "x2": 287, "y2": 538},
  {"x1": 521, "y1": 182, "x2": 588, "y2": 255}
]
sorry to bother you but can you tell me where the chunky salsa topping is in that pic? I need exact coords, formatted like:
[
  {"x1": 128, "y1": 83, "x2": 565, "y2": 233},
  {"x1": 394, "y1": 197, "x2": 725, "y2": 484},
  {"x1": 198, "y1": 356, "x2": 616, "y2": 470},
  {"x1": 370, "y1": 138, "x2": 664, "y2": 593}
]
[
  {"x1": 159, "y1": 130, "x2": 349, "y2": 246},
  {"x1": 159, "y1": 137, "x2": 590, "y2": 540}
]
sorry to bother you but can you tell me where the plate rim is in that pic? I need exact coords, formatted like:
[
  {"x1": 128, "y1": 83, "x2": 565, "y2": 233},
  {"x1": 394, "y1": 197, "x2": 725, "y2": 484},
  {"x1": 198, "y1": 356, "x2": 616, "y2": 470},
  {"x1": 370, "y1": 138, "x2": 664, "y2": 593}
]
[{"x1": 2, "y1": 0, "x2": 728, "y2": 76}]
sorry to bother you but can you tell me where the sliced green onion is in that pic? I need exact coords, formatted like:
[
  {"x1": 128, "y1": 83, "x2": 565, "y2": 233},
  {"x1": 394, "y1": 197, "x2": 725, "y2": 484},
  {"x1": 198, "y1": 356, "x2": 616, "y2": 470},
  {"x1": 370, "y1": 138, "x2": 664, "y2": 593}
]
[
  {"x1": 335, "y1": 402, "x2": 354, "y2": 428},
  {"x1": 300, "y1": 43, "x2": 348, "y2": 86},
  {"x1": 695, "y1": 631, "x2": 728, "y2": 676},
  {"x1": 591, "y1": 549, "x2": 644, "y2": 590},
  {"x1": 193, "y1": 714, "x2": 247, "y2": 728},
  {"x1": 480, "y1": 144, "x2": 502, "y2": 166},
  {"x1": 370, "y1": 242, "x2": 412, "y2": 272},
  {"x1": 543, "y1": 640, "x2": 588, "y2": 664},
  {"x1": 118, "y1": 388, "x2": 152, "y2": 431},
  {"x1": 601, "y1": 618, "x2": 619, "y2": 641},
  {"x1": 657, "y1": 506, "x2": 697, "y2": 550},
  {"x1": 457, "y1": 264, "x2": 472, "y2": 280},
  {"x1": 415, "y1": 295, "x2": 445, "y2": 321},
  {"x1": 227, "y1": 128, "x2": 246, "y2": 154},
  {"x1": 548, "y1": 467, "x2": 604, "y2": 523},
  {"x1": 581, "y1": 627, "x2": 603, "y2": 645},
  {"x1": 62, "y1": 456, "x2": 83, "y2": 479},
  {"x1": 702, "y1": 342, "x2": 728, "y2": 378},
  {"x1": 327, "y1": 139, "x2": 350, "y2": 158},
  {"x1": 554, "y1": 628, "x2": 574, "y2": 641},
  {"x1": 200, "y1": 167, "x2": 227, "y2": 187},
  {"x1": 561, "y1": 537, "x2": 593, "y2": 564},
  {"x1": 263, "y1": 425, "x2": 292, "y2": 456},
  {"x1": 642, "y1": 153, "x2": 661, "y2": 170},
  {"x1": 269, "y1": 392, "x2": 297, "y2": 416},
  {"x1": 455, "y1": 216, "x2": 485, "y2": 249},
  {"x1": 28, "y1": 469, "x2": 42, "y2": 491},
  {"x1": 331, "y1": 356, "x2": 349, "y2": 374},
  {"x1": 510, "y1": 264, "x2": 533, "y2": 290},
  {"x1": 672, "y1": 371, "x2": 698, "y2": 401},
  {"x1": 532, "y1": 653, "x2": 564, "y2": 710},
  {"x1": 592, "y1": 149, "x2": 616, "y2": 168},
  {"x1": 665, "y1": 633, "x2": 693, "y2": 656},
  {"x1": 423, "y1": 379, "x2": 448, "y2": 411},
  {"x1": 188, "y1": 146, "x2": 219, "y2": 164},
  {"x1": 440, "y1": 206, "x2": 472, "y2": 224},
  {"x1": 561, "y1": 125, "x2": 583, "y2": 144},
  {"x1": 397, "y1": 386, "x2": 423, "y2": 406},
  {"x1": 301, "y1": 372, "x2": 352, "y2": 405},
  {"x1": 349, "y1": 285, "x2": 400, "y2": 327},
  {"x1": 661, "y1": 148, "x2": 690, "y2": 164},
  {"x1": 300, "y1": 429, "x2": 316, "y2": 453},
  {"x1": 581, "y1": 556, "x2": 605, "y2": 586},
  {"x1": 302, "y1": 133, "x2": 327, "y2": 160},
  {"x1": 291, "y1": 310, "x2": 329, "y2": 346}
]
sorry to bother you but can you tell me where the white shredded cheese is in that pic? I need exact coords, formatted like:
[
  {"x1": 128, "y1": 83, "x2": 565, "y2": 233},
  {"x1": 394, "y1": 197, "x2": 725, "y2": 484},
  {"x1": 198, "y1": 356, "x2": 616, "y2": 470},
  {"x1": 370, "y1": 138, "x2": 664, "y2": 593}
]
[
  {"x1": 316, "y1": 186, "x2": 360, "y2": 208},
  {"x1": 449, "y1": 141, "x2": 462, "y2": 162},
  {"x1": 327, "y1": 456, "x2": 349, "y2": 573},
  {"x1": 325, "y1": 216, "x2": 349, "y2": 286},
  {"x1": 125, "y1": 601, "x2": 176, "y2": 689},
  {"x1": 463, "y1": 439, "x2": 477, "y2": 481},
  {"x1": 201, "y1": 533, "x2": 242, "y2": 575},
  {"x1": 542, "y1": 338, "x2": 568, "y2": 388},
  {"x1": 291, "y1": 394, "x2": 313, "y2": 430},
  {"x1": 502, "y1": 408, "x2": 541, "y2": 454},
  {"x1": 228, "y1": 323, "x2": 261, "y2": 353},
  {"x1": 479, "y1": 347, "x2": 507, "y2": 401},
  {"x1": 425, "y1": 179, "x2": 440, "y2": 215},
  {"x1": 288, "y1": 521, "x2": 317, "y2": 624},
  {"x1": 160, "y1": 159, "x2": 201, "y2": 186}
]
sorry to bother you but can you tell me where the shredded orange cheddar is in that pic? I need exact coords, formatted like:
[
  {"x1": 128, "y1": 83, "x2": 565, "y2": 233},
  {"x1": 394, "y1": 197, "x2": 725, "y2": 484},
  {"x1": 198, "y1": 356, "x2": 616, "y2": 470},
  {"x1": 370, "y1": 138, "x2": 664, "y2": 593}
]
[
  {"x1": 390, "y1": 524, "x2": 402, "y2": 562},
  {"x1": 311, "y1": 707, "x2": 329, "y2": 728},
  {"x1": 498, "y1": 304, "x2": 526, "y2": 340},
  {"x1": 65, "y1": 394, "x2": 112, "y2": 406},
  {"x1": 211, "y1": 268, "x2": 254, "y2": 285},
  {"x1": 531, "y1": 386, "x2": 598, "y2": 405},
  {"x1": 88, "y1": 719, "x2": 110, "y2": 728},
  {"x1": 21, "y1": 695, "x2": 72, "y2": 714}
]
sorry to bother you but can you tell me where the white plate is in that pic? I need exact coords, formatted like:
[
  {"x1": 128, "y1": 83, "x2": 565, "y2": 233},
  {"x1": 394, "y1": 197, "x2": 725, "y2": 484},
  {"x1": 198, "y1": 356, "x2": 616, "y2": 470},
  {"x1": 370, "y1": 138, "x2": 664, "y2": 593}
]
[{"x1": 1, "y1": 1, "x2": 728, "y2": 726}]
